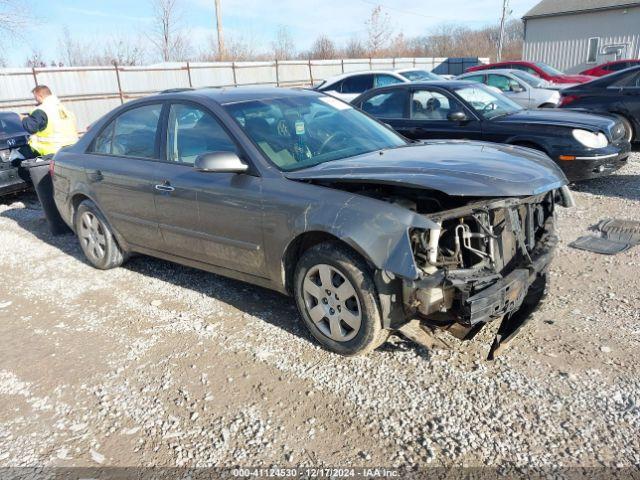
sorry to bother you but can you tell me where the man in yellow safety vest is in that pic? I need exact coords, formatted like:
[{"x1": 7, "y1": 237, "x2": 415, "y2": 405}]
[{"x1": 20, "y1": 85, "x2": 79, "y2": 157}]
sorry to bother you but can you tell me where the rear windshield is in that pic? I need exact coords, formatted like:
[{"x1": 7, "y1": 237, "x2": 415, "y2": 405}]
[{"x1": 0, "y1": 113, "x2": 25, "y2": 135}]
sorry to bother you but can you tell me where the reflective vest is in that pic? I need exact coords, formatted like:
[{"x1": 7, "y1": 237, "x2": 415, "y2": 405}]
[{"x1": 28, "y1": 95, "x2": 79, "y2": 156}]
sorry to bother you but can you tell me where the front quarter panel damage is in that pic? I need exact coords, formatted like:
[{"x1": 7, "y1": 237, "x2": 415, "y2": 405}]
[{"x1": 261, "y1": 178, "x2": 439, "y2": 292}]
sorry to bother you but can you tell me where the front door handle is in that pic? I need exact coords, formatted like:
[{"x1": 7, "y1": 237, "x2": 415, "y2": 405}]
[
  {"x1": 87, "y1": 169, "x2": 103, "y2": 182},
  {"x1": 155, "y1": 181, "x2": 175, "y2": 192}
]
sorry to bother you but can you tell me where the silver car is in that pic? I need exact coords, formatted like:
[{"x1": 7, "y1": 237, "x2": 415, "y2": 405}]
[{"x1": 457, "y1": 69, "x2": 560, "y2": 109}]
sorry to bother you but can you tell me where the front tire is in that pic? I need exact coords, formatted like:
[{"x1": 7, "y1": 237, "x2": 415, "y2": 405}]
[
  {"x1": 293, "y1": 242, "x2": 388, "y2": 355},
  {"x1": 75, "y1": 200, "x2": 126, "y2": 270},
  {"x1": 615, "y1": 115, "x2": 635, "y2": 143}
]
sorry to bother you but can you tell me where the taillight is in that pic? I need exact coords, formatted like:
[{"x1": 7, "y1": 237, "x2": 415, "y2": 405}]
[
  {"x1": 559, "y1": 94, "x2": 580, "y2": 107},
  {"x1": 49, "y1": 158, "x2": 55, "y2": 176}
]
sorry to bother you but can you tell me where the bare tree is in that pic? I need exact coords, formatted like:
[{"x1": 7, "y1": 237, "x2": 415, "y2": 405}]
[
  {"x1": 58, "y1": 26, "x2": 88, "y2": 66},
  {"x1": 309, "y1": 35, "x2": 336, "y2": 60},
  {"x1": 199, "y1": 33, "x2": 257, "y2": 62},
  {"x1": 0, "y1": 0, "x2": 28, "y2": 42},
  {"x1": 365, "y1": 6, "x2": 392, "y2": 56},
  {"x1": 271, "y1": 25, "x2": 295, "y2": 60},
  {"x1": 343, "y1": 37, "x2": 366, "y2": 58},
  {"x1": 24, "y1": 49, "x2": 47, "y2": 68},
  {"x1": 148, "y1": 0, "x2": 191, "y2": 62},
  {"x1": 96, "y1": 37, "x2": 147, "y2": 66}
]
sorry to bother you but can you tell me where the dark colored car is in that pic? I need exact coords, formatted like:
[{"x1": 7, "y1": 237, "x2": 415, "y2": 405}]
[
  {"x1": 0, "y1": 112, "x2": 30, "y2": 198},
  {"x1": 352, "y1": 81, "x2": 631, "y2": 181},
  {"x1": 52, "y1": 87, "x2": 572, "y2": 356},
  {"x1": 465, "y1": 61, "x2": 594, "y2": 85},
  {"x1": 559, "y1": 66, "x2": 640, "y2": 143},
  {"x1": 580, "y1": 59, "x2": 640, "y2": 77}
]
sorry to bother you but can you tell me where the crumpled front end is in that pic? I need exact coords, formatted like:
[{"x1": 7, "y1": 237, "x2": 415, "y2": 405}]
[{"x1": 402, "y1": 188, "x2": 569, "y2": 354}]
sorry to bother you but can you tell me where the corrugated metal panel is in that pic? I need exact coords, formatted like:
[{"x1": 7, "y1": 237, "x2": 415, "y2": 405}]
[
  {"x1": 0, "y1": 68, "x2": 37, "y2": 102},
  {"x1": 310, "y1": 60, "x2": 343, "y2": 83},
  {"x1": 188, "y1": 62, "x2": 235, "y2": 87},
  {"x1": 277, "y1": 61, "x2": 311, "y2": 85},
  {"x1": 119, "y1": 65, "x2": 190, "y2": 93}
]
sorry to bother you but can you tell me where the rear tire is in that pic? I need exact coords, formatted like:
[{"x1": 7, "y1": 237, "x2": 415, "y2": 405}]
[
  {"x1": 538, "y1": 103, "x2": 556, "y2": 108},
  {"x1": 74, "y1": 200, "x2": 126, "y2": 270},
  {"x1": 293, "y1": 242, "x2": 388, "y2": 356}
]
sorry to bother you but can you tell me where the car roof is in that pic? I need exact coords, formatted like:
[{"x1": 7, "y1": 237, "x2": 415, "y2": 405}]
[
  {"x1": 133, "y1": 86, "x2": 324, "y2": 106},
  {"x1": 599, "y1": 59, "x2": 640, "y2": 66},
  {"x1": 459, "y1": 69, "x2": 519, "y2": 76},
  {"x1": 363, "y1": 80, "x2": 473, "y2": 91},
  {"x1": 320, "y1": 70, "x2": 407, "y2": 84}
]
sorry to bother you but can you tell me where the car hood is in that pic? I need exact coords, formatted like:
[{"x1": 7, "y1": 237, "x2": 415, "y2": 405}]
[
  {"x1": 493, "y1": 109, "x2": 614, "y2": 132},
  {"x1": 553, "y1": 74, "x2": 595, "y2": 83},
  {"x1": 285, "y1": 141, "x2": 568, "y2": 197}
]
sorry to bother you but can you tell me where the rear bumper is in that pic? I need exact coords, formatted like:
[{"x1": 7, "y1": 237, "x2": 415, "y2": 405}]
[{"x1": 0, "y1": 167, "x2": 30, "y2": 197}]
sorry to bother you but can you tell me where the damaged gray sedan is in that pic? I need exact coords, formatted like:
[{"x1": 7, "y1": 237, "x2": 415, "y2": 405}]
[{"x1": 52, "y1": 87, "x2": 572, "y2": 356}]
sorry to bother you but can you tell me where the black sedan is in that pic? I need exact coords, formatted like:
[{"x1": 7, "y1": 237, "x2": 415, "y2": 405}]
[
  {"x1": 559, "y1": 65, "x2": 640, "y2": 143},
  {"x1": 352, "y1": 81, "x2": 631, "y2": 181},
  {"x1": 0, "y1": 112, "x2": 30, "y2": 198}
]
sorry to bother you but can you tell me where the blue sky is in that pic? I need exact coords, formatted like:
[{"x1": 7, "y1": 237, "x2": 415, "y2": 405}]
[{"x1": 3, "y1": 0, "x2": 537, "y2": 66}]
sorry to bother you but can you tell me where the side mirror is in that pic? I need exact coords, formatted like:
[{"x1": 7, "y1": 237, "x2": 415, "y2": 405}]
[
  {"x1": 510, "y1": 84, "x2": 525, "y2": 93},
  {"x1": 194, "y1": 152, "x2": 248, "y2": 173},
  {"x1": 447, "y1": 111, "x2": 469, "y2": 122}
]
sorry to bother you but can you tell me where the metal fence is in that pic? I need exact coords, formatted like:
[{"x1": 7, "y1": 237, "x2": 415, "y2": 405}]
[{"x1": 0, "y1": 57, "x2": 487, "y2": 130}]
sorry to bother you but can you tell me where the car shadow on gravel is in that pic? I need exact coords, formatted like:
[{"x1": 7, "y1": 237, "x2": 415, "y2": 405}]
[
  {"x1": 572, "y1": 175, "x2": 640, "y2": 201},
  {"x1": 2, "y1": 195, "x2": 423, "y2": 358},
  {"x1": 0, "y1": 195, "x2": 81, "y2": 259},
  {"x1": 122, "y1": 255, "x2": 424, "y2": 357}
]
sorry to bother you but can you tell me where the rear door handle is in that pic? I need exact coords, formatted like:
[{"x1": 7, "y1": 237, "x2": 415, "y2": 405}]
[{"x1": 155, "y1": 181, "x2": 175, "y2": 192}]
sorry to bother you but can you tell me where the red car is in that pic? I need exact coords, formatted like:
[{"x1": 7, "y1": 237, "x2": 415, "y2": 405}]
[
  {"x1": 580, "y1": 59, "x2": 640, "y2": 77},
  {"x1": 465, "y1": 61, "x2": 595, "y2": 84}
]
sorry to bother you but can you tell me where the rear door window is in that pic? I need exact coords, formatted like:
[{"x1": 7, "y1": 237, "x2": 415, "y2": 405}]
[
  {"x1": 340, "y1": 75, "x2": 374, "y2": 94},
  {"x1": 90, "y1": 104, "x2": 162, "y2": 159},
  {"x1": 487, "y1": 74, "x2": 523, "y2": 92},
  {"x1": 462, "y1": 74, "x2": 485, "y2": 84},
  {"x1": 361, "y1": 90, "x2": 408, "y2": 119},
  {"x1": 374, "y1": 74, "x2": 404, "y2": 88}
]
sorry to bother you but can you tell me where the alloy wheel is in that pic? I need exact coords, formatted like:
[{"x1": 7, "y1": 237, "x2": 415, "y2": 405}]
[{"x1": 79, "y1": 211, "x2": 107, "y2": 263}]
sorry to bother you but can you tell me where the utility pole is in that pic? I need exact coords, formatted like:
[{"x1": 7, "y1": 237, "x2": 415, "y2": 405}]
[
  {"x1": 214, "y1": 0, "x2": 225, "y2": 60},
  {"x1": 497, "y1": 0, "x2": 509, "y2": 62}
]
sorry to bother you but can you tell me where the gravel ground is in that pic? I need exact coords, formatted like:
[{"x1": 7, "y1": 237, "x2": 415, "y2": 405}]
[{"x1": 0, "y1": 153, "x2": 639, "y2": 474}]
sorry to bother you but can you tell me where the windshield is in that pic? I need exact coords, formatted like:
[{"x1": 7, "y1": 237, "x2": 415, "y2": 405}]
[
  {"x1": 535, "y1": 62, "x2": 564, "y2": 76},
  {"x1": 511, "y1": 70, "x2": 547, "y2": 88},
  {"x1": 224, "y1": 95, "x2": 407, "y2": 171},
  {"x1": 400, "y1": 70, "x2": 441, "y2": 81},
  {"x1": 454, "y1": 84, "x2": 522, "y2": 119}
]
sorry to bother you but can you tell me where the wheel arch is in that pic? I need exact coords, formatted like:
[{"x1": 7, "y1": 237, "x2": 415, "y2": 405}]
[
  {"x1": 507, "y1": 138, "x2": 551, "y2": 156},
  {"x1": 70, "y1": 192, "x2": 130, "y2": 253},
  {"x1": 281, "y1": 230, "x2": 375, "y2": 295}
]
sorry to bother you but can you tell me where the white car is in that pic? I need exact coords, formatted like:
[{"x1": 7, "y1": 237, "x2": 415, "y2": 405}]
[
  {"x1": 456, "y1": 69, "x2": 561, "y2": 109},
  {"x1": 394, "y1": 68, "x2": 445, "y2": 82},
  {"x1": 314, "y1": 70, "x2": 409, "y2": 102}
]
